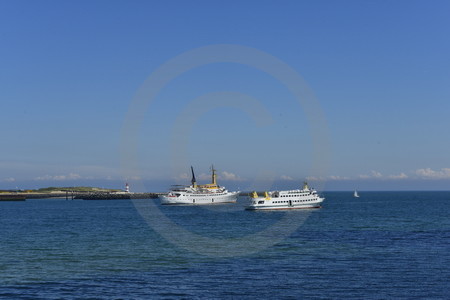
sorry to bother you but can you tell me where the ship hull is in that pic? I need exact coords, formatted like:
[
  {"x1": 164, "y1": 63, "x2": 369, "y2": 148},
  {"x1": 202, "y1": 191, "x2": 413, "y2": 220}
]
[
  {"x1": 245, "y1": 202, "x2": 322, "y2": 210},
  {"x1": 160, "y1": 192, "x2": 239, "y2": 205},
  {"x1": 246, "y1": 197, "x2": 324, "y2": 211}
]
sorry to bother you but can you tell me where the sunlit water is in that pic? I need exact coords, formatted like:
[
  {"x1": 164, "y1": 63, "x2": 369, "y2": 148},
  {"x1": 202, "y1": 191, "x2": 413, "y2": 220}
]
[{"x1": 1, "y1": 192, "x2": 449, "y2": 299}]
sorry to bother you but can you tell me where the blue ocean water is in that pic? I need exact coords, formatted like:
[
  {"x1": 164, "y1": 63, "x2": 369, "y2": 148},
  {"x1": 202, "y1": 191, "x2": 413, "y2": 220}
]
[{"x1": 1, "y1": 192, "x2": 449, "y2": 299}]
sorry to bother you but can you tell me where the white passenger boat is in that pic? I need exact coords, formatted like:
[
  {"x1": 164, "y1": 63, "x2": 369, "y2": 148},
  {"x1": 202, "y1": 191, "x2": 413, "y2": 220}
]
[
  {"x1": 245, "y1": 182, "x2": 324, "y2": 210},
  {"x1": 160, "y1": 166, "x2": 239, "y2": 205}
]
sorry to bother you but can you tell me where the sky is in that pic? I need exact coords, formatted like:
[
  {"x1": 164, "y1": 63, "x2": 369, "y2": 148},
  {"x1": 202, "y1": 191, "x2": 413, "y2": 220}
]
[{"x1": 1, "y1": 0, "x2": 450, "y2": 191}]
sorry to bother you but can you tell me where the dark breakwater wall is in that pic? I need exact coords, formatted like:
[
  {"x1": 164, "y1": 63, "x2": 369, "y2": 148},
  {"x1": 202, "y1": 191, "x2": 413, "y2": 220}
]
[{"x1": 0, "y1": 194, "x2": 26, "y2": 201}]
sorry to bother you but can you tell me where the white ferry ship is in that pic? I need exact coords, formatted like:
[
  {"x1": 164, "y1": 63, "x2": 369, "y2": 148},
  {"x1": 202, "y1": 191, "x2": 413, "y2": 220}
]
[
  {"x1": 245, "y1": 182, "x2": 324, "y2": 210},
  {"x1": 160, "y1": 166, "x2": 239, "y2": 205}
]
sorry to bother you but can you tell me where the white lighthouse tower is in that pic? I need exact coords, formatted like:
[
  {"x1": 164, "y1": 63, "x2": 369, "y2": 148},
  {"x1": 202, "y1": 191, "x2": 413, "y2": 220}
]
[{"x1": 125, "y1": 182, "x2": 130, "y2": 193}]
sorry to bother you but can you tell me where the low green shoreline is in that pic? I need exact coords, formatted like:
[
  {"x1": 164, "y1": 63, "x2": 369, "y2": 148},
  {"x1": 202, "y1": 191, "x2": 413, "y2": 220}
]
[{"x1": 0, "y1": 186, "x2": 159, "y2": 200}]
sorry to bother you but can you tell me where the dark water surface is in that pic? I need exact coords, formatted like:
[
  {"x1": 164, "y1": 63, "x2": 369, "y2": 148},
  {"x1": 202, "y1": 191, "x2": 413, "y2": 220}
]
[{"x1": 1, "y1": 192, "x2": 449, "y2": 299}]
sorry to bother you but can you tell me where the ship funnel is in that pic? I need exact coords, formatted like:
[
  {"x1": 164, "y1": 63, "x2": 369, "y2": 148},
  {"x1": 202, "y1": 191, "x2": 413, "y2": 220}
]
[{"x1": 303, "y1": 181, "x2": 309, "y2": 191}]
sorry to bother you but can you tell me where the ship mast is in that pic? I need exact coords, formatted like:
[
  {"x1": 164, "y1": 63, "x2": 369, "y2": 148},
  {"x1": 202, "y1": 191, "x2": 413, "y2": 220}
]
[
  {"x1": 191, "y1": 166, "x2": 197, "y2": 188},
  {"x1": 211, "y1": 165, "x2": 217, "y2": 186}
]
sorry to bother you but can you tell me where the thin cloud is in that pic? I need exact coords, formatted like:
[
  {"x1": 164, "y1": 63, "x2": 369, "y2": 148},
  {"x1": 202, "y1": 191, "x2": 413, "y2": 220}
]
[
  {"x1": 415, "y1": 168, "x2": 450, "y2": 179},
  {"x1": 180, "y1": 171, "x2": 243, "y2": 182},
  {"x1": 281, "y1": 169, "x2": 449, "y2": 182},
  {"x1": 306, "y1": 175, "x2": 349, "y2": 181},
  {"x1": 388, "y1": 173, "x2": 408, "y2": 179},
  {"x1": 174, "y1": 171, "x2": 242, "y2": 182},
  {"x1": 359, "y1": 170, "x2": 382, "y2": 179},
  {"x1": 329, "y1": 175, "x2": 350, "y2": 180},
  {"x1": 2, "y1": 177, "x2": 16, "y2": 182},
  {"x1": 175, "y1": 173, "x2": 190, "y2": 180},
  {"x1": 220, "y1": 171, "x2": 243, "y2": 181},
  {"x1": 280, "y1": 175, "x2": 294, "y2": 181},
  {"x1": 198, "y1": 173, "x2": 211, "y2": 181},
  {"x1": 35, "y1": 173, "x2": 82, "y2": 181},
  {"x1": 306, "y1": 176, "x2": 321, "y2": 181}
]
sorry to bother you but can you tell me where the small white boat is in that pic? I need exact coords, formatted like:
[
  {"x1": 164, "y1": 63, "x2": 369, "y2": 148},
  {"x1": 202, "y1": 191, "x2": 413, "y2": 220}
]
[
  {"x1": 354, "y1": 190, "x2": 360, "y2": 198},
  {"x1": 160, "y1": 166, "x2": 239, "y2": 205},
  {"x1": 245, "y1": 182, "x2": 324, "y2": 210}
]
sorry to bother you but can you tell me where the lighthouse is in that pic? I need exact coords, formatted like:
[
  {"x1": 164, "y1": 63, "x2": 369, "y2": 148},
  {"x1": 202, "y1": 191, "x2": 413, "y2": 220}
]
[{"x1": 125, "y1": 182, "x2": 130, "y2": 193}]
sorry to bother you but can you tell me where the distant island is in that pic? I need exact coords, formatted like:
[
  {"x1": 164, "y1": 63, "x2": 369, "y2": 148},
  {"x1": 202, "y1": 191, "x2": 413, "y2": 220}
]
[
  {"x1": 0, "y1": 186, "x2": 122, "y2": 194},
  {"x1": 0, "y1": 186, "x2": 158, "y2": 200}
]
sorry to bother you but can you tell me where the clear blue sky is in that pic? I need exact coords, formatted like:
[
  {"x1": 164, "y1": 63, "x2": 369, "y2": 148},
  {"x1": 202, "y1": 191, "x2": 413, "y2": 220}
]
[{"x1": 1, "y1": 0, "x2": 449, "y2": 191}]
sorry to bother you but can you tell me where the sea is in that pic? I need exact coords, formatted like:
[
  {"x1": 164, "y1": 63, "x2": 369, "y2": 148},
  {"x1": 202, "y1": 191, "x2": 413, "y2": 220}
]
[{"x1": 1, "y1": 192, "x2": 449, "y2": 299}]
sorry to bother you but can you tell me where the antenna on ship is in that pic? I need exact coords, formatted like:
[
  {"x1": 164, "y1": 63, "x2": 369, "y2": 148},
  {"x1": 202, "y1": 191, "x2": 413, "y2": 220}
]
[{"x1": 191, "y1": 166, "x2": 197, "y2": 188}]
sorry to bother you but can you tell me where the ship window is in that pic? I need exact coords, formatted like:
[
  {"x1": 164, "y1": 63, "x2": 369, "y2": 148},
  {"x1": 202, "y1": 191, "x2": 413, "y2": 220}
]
[{"x1": 258, "y1": 201, "x2": 264, "y2": 204}]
